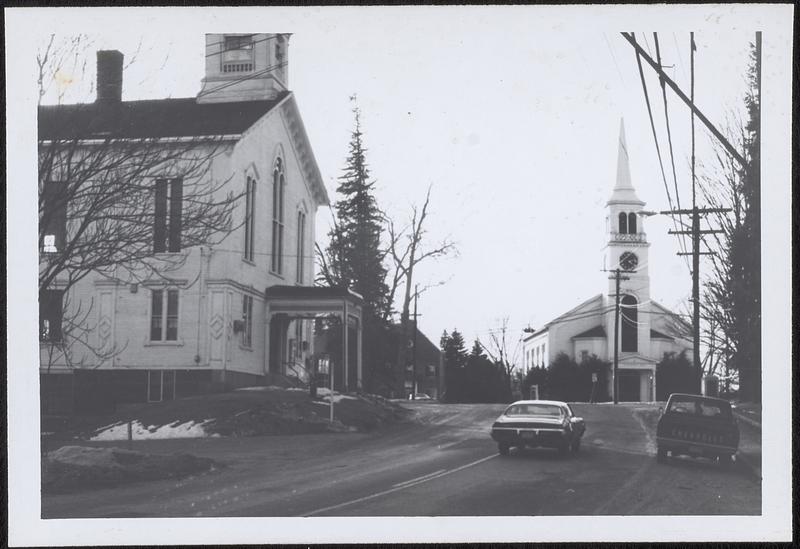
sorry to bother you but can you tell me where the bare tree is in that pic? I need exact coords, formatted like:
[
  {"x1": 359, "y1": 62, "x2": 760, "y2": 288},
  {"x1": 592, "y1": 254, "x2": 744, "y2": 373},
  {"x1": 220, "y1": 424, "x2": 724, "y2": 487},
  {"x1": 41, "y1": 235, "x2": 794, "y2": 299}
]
[
  {"x1": 384, "y1": 185, "x2": 456, "y2": 382},
  {"x1": 37, "y1": 35, "x2": 243, "y2": 403},
  {"x1": 693, "y1": 115, "x2": 751, "y2": 389},
  {"x1": 479, "y1": 317, "x2": 522, "y2": 395}
]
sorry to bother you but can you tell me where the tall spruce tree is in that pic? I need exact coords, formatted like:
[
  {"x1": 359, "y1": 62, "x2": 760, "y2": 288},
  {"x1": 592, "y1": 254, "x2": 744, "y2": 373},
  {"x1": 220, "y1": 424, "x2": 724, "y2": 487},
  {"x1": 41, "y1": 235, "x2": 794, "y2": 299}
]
[
  {"x1": 732, "y1": 42, "x2": 761, "y2": 402},
  {"x1": 318, "y1": 99, "x2": 391, "y2": 394},
  {"x1": 327, "y1": 101, "x2": 389, "y2": 319}
]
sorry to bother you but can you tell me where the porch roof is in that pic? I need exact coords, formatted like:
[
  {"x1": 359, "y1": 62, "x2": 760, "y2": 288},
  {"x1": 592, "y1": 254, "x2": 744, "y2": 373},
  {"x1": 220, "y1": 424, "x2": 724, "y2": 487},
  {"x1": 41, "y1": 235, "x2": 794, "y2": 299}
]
[{"x1": 264, "y1": 285, "x2": 363, "y2": 318}]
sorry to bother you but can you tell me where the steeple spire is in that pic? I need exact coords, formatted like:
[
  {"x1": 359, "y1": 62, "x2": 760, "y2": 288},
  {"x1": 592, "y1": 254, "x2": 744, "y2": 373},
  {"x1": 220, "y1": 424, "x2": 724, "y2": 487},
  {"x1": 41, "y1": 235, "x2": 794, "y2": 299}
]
[{"x1": 607, "y1": 118, "x2": 644, "y2": 205}]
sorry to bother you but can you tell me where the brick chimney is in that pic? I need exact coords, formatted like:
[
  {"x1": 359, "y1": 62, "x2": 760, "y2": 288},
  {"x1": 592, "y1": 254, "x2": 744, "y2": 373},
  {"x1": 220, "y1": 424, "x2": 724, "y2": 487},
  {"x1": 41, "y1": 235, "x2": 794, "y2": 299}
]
[{"x1": 96, "y1": 50, "x2": 124, "y2": 103}]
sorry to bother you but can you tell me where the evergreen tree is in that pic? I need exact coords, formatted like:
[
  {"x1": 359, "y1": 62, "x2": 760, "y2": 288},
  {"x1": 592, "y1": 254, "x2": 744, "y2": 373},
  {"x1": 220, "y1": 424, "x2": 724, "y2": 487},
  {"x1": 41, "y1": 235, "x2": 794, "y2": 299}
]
[
  {"x1": 440, "y1": 329, "x2": 467, "y2": 402},
  {"x1": 469, "y1": 338, "x2": 484, "y2": 358},
  {"x1": 732, "y1": 43, "x2": 761, "y2": 403},
  {"x1": 326, "y1": 101, "x2": 389, "y2": 319}
]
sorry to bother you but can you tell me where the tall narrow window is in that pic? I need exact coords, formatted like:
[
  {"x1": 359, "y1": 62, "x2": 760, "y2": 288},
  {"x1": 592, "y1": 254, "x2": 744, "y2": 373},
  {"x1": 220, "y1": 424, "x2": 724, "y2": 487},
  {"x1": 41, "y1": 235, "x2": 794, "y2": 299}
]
[
  {"x1": 154, "y1": 178, "x2": 183, "y2": 253},
  {"x1": 244, "y1": 176, "x2": 256, "y2": 261},
  {"x1": 41, "y1": 181, "x2": 67, "y2": 253},
  {"x1": 618, "y1": 212, "x2": 628, "y2": 234},
  {"x1": 271, "y1": 159, "x2": 285, "y2": 274},
  {"x1": 628, "y1": 213, "x2": 637, "y2": 234},
  {"x1": 296, "y1": 210, "x2": 306, "y2": 283},
  {"x1": 620, "y1": 294, "x2": 638, "y2": 352},
  {"x1": 150, "y1": 289, "x2": 179, "y2": 341},
  {"x1": 39, "y1": 289, "x2": 64, "y2": 342},
  {"x1": 242, "y1": 294, "x2": 253, "y2": 347}
]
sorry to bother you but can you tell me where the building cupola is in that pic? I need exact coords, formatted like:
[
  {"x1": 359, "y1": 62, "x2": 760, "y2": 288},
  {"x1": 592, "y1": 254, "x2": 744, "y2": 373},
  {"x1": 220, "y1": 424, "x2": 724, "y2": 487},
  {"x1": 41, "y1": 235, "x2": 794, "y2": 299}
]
[{"x1": 197, "y1": 33, "x2": 290, "y2": 104}]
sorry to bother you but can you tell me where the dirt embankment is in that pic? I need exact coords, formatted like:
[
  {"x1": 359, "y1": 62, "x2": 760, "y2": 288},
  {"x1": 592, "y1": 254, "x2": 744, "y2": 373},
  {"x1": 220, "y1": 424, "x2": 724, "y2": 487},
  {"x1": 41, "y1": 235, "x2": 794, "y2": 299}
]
[
  {"x1": 43, "y1": 387, "x2": 413, "y2": 444},
  {"x1": 42, "y1": 446, "x2": 219, "y2": 494}
]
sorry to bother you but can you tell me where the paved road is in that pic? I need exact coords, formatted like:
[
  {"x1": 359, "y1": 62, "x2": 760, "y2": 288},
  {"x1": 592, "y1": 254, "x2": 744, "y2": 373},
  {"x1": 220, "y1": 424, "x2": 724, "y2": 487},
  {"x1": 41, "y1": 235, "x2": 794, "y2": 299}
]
[{"x1": 42, "y1": 402, "x2": 760, "y2": 518}]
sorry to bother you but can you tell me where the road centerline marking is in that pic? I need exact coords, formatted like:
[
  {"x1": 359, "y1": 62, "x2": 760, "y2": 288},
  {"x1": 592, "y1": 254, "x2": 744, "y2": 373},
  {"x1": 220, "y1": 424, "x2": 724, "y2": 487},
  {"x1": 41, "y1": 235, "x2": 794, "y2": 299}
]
[
  {"x1": 392, "y1": 469, "x2": 447, "y2": 488},
  {"x1": 302, "y1": 454, "x2": 498, "y2": 517}
]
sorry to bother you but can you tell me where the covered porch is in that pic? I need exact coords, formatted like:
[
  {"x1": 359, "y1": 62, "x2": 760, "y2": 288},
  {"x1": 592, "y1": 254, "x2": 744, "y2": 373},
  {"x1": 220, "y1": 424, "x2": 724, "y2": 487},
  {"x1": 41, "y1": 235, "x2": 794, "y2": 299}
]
[
  {"x1": 264, "y1": 285, "x2": 364, "y2": 392},
  {"x1": 614, "y1": 355, "x2": 658, "y2": 402}
]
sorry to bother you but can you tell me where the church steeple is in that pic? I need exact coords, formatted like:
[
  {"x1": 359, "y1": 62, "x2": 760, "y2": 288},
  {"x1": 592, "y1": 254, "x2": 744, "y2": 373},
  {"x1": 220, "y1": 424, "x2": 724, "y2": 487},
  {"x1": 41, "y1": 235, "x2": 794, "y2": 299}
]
[{"x1": 607, "y1": 119, "x2": 644, "y2": 206}]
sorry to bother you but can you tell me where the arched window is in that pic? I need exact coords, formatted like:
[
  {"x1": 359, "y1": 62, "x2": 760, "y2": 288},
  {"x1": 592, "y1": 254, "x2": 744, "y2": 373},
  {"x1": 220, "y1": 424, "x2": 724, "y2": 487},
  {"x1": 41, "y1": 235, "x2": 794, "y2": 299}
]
[
  {"x1": 271, "y1": 158, "x2": 285, "y2": 274},
  {"x1": 628, "y1": 212, "x2": 637, "y2": 234},
  {"x1": 618, "y1": 212, "x2": 628, "y2": 234},
  {"x1": 620, "y1": 294, "x2": 638, "y2": 352},
  {"x1": 243, "y1": 175, "x2": 256, "y2": 261},
  {"x1": 296, "y1": 209, "x2": 306, "y2": 284}
]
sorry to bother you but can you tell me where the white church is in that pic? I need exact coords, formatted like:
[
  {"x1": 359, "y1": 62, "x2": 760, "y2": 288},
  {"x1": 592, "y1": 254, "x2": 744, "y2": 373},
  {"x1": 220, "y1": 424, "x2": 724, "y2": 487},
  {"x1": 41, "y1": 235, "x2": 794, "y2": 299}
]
[{"x1": 522, "y1": 121, "x2": 692, "y2": 402}]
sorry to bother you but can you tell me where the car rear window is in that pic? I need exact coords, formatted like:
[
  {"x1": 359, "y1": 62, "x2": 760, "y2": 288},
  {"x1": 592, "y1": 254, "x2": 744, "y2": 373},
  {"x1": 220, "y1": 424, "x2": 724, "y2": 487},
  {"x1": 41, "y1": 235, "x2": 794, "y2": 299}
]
[
  {"x1": 667, "y1": 397, "x2": 731, "y2": 418},
  {"x1": 505, "y1": 404, "x2": 563, "y2": 417}
]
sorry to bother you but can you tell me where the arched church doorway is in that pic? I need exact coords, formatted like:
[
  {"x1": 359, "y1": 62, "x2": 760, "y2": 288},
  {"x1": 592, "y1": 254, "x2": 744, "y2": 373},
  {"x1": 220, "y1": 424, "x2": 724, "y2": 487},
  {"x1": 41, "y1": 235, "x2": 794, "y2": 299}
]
[{"x1": 621, "y1": 294, "x2": 638, "y2": 352}]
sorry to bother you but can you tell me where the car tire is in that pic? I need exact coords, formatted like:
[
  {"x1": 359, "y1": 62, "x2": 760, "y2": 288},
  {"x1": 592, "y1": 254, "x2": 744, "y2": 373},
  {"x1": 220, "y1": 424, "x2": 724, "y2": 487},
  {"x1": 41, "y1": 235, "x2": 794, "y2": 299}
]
[
  {"x1": 657, "y1": 446, "x2": 667, "y2": 463},
  {"x1": 718, "y1": 454, "x2": 734, "y2": 469},
  {"x1": 498, "y1": 443, "x2": 510, "y2": 456}
]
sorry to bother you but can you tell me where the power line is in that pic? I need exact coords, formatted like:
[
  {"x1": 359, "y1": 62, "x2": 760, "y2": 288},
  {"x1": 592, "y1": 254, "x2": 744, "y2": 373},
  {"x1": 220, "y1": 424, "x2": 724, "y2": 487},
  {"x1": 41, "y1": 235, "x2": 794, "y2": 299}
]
[
  {"x1": 631, "y1": 32, "x2": 691, "y2": 272},
  {"x1": 204, "y1": 35, "x2": 280, "y2": 58},
  {"x1": 653, "y1": 32, "x2": 689, "y2": 257},
  {"x1": 197, "y1": 61, "x2": 288, "y2": 99},
  {"x1": 603, "y1": 32, "x2": 625, "y2": 85}
]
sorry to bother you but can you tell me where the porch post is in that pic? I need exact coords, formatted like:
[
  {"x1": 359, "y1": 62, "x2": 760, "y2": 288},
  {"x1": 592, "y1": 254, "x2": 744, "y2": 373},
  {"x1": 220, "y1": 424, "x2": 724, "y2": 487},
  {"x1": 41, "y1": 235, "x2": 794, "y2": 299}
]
[
  {"x1": 264, "y1": 306, "x2": 271, "y2": 379},
  {"x1": 342, "y1": 299, "x2": 349, "y2": 392},
  {"x1": 356, "y1": 311, "x2": 363, "y2": 391}
]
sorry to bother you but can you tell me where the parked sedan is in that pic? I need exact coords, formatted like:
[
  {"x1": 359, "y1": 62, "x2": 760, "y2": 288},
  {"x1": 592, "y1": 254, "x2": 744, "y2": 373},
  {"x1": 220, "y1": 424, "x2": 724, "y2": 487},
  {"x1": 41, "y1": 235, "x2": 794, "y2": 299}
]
[
  {"x1": 491, "y1": 400, "x2": 585, "y2": 457},
  {"x1": 656, "y1": 393, "x2": 739, "y2": 467}
]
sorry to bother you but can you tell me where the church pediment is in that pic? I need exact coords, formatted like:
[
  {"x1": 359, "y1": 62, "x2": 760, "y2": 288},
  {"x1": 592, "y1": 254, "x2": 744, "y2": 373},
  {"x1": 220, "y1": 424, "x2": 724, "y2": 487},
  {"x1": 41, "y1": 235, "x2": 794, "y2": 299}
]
[
  {"x1": 619, "y1": 353, "x2": 658, "y2": 365},
  {"x1": 278, "y1": 94, "x2": 330, "y2": 206}
]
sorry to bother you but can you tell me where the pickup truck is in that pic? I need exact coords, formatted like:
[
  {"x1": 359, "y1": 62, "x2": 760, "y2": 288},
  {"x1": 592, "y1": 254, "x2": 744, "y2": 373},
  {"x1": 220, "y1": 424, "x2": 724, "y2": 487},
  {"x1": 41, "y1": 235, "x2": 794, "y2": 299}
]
[{"x1": 656, "y1": 393, "x2": 739, "y2": 467}]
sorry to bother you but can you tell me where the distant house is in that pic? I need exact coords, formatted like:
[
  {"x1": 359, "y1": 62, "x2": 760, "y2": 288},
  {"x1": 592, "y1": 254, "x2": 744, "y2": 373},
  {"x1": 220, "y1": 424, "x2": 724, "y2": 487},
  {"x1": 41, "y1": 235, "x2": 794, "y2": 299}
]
[
  {"x1": 39, "y1": 34, "x2": 363, "y2": 413},
  {"x1": 521, "y1": 121, "x2": 691, "y2": 402},
  {"x1": 402, "y1": 325, "x2": 444, "y2": 400},
  {"x1": 313, "y1": 323, "x2": 443, "y2": 400}
]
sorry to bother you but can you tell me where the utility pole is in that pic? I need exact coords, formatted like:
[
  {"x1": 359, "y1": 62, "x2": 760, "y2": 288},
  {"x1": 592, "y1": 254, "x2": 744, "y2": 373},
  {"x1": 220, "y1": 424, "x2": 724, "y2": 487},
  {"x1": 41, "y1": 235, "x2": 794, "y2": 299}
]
[
  {"x1": 690, "y1": 31, "x2": 701, "y2": 394},
  {"x1": 609, "y1": 268, "x2": 630, "y2": 404},
  {"x1": 412, "y1": 284, "x2": 419, "y2": 398}
]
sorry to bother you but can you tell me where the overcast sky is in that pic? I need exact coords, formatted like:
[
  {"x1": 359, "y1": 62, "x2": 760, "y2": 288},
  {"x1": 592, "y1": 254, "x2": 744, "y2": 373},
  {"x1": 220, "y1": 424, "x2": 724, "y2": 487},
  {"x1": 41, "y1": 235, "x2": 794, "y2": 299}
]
[
  {"x1": 30, "y1": 6, "x2": 783, "y2": 356},
  {"x1": 6, "y1": 5, "x2": 794, "y2": 545}
]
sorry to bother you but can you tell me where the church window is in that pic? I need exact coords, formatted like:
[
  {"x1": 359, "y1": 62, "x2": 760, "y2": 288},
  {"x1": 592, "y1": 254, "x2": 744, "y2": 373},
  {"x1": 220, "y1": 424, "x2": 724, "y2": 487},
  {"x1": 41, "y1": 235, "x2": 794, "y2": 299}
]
[
  {"x1": 618, "y1": 212, "x2": 628, "y2": 234},
  {"x1": 271, "y1": 158, "x2": 285, "y2": 274},
  {"x1": 243, "y1": 176, "x2": 256, "y2": 261},
  {"x1": 620, "y1": 294, "x2": 638, "y2": 352},
  {"x1": 628, "y1": 212, "x2": 637, "y2": 234}
]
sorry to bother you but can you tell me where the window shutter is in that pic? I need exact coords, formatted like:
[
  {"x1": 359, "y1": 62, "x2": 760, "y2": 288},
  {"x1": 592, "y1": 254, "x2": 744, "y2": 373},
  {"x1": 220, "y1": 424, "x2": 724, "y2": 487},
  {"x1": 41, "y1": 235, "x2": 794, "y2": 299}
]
[
  {"x1": 168, "y1": 178, "x2": 183, "y2": 252},
  {"x1": 154, "y1": 179, "x2": 168, "y2": 253}
]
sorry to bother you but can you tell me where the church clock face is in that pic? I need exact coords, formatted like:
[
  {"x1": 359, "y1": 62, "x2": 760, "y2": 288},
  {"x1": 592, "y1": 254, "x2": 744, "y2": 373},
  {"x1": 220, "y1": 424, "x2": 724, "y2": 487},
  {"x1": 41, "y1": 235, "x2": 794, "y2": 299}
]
[{"x1": 619, "y1": 251, "x2": 638, "y2": 271}]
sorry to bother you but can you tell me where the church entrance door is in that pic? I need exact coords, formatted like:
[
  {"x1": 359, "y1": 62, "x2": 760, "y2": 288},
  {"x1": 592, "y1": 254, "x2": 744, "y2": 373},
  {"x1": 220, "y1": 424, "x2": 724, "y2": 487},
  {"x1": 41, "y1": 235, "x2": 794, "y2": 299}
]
[{"x1": 619, "y1": 371, "x2": 641, "y2": 402}]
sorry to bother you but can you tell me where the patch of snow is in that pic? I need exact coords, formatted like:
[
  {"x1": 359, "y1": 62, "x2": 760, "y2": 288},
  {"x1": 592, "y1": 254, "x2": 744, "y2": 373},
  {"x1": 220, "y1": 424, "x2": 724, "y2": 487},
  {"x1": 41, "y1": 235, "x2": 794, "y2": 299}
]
[
  {"x1": 90, "y1": 419, "x2": 216, "y2": 441},
  {"x1": 235, "y1": 385, "x2": 308, "y2": 392},
  {"x1": 315, "y1": 388, "x2": 357, "y2": 403}
]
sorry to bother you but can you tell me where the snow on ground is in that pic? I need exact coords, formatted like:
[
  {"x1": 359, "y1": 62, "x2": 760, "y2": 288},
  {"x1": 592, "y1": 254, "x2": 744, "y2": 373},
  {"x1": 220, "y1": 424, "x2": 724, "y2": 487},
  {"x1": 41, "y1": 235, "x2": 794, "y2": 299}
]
[
  {"x1": 315, "y1": 388, "x2": 358, "y2": 404},
  {"x1": 90, "y1": 419, "x2": 219, "y2": 441},
  {"x1": 235, "y1": 385, "x2": 307, "y2": 392}
]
